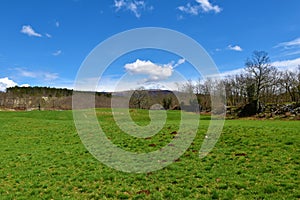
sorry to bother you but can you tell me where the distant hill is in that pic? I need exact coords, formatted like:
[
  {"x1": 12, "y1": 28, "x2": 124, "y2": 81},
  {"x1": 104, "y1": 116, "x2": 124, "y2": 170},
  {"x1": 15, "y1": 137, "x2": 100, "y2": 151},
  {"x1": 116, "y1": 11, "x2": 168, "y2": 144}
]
[
  {"x1": 0, "y1": 86, "x2": 111, "y2": 110},
  {"x1": 0, "y1": 86, "x2": 193, "y2": 111}
]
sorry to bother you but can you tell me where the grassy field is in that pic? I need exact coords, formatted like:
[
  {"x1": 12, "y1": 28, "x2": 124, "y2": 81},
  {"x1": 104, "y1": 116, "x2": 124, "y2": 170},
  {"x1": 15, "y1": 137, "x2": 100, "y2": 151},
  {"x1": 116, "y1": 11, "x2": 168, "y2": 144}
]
[{"x1": 0, "y1": 109, "x2": 299, "y2": 199}]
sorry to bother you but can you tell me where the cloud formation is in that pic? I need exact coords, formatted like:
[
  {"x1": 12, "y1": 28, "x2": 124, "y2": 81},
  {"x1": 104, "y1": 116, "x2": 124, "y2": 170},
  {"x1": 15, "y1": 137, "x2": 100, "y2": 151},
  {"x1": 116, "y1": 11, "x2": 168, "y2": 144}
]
[
  {"x1": 275, "y1": 37, "x2": 300, "y2": 57},
  {"x1": 272, "y1": 57, "x2": 300, "y2": 71},
  {"x1": 174, "y1": 58, "x2": 186, "y2": 67},
  {"x1": 178, "y1": 0, "x2": 222, "y2": 15},
  {"x1": 43, "y1": 73, "x2": 59, "y2": 81},
  {"x1": 228, "y1": 45, "x2": 243, "y2": 51},
  {"x1": 45, "y1": 33, "x2": 52, "y2": 38},
  {"x1": 21, "y1": 25, "x2": 42, "y2": 37},
  {"x1": 124, "y1": 58, "x2": 185, "y2": 82},
  {"x1": 0, "y1": 77, "x2": 18, "y2": 91},
  {"x1": 114, "y1": 0, "x2": 150, "y2": 18},
  {"x1": 276, "y1": 37, "x2": 300, "y2": 48},
  {"x1": 20, "y1": 84, "x2": 30, "y2": 87},
  {"x1": 52, "y1": 50, "x2": 62, "y2": 56},
  {"x1": 15, "y1": 68, "x2": 59, "y2": 81}
]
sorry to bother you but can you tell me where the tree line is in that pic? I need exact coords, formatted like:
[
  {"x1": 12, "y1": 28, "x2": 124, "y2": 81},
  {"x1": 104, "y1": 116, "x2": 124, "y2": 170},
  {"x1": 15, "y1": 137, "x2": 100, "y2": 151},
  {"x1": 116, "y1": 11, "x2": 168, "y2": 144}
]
[{"x1": 179, "y1": 51, "x2": 300, "y2": 113}]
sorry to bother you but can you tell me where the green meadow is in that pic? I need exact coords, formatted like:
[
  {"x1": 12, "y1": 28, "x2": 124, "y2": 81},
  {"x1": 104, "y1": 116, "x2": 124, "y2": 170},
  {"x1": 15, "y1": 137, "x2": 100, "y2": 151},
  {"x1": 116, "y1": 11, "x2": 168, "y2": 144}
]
[{"x1": 0, "y1": 109, "x2": 299, "y2": 199}]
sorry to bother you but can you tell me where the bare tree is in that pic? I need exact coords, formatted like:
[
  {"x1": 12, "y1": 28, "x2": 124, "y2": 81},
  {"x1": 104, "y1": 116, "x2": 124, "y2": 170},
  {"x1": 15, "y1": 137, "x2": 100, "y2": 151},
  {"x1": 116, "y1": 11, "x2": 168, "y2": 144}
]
[
  {"x1": 245, "y1": 51, "x2": 277, "y2": 106},
  {"x1": 279, "y1": 71, "x2": 297, "y2": 102},
  {"x1": 130, "y1": 87, "x2": 149, "y2": 109},
  {"x1": 182, "y1": 79, "x2": 195, "y2": 94},
  {"x1": 195, "y1": 78, "x2": 203, "y2": 95},
  {"x1": 294, "y1": 65, "x2": 300, "y2": 103}
]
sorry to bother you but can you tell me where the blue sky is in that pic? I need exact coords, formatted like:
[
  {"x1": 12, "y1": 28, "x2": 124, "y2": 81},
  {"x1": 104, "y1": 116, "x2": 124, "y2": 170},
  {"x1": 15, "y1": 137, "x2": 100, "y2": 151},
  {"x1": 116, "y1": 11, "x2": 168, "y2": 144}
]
[{"x1": 1, "y1": 0, "x2": 300, "y2": 91}]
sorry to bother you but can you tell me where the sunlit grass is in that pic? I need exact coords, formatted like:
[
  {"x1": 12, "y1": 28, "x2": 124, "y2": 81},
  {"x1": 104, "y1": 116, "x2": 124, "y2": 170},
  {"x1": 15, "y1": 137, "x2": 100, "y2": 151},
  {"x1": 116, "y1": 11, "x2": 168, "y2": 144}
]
[{"x1": 0, "y1": 109, "x2": 299, "y2": 199}]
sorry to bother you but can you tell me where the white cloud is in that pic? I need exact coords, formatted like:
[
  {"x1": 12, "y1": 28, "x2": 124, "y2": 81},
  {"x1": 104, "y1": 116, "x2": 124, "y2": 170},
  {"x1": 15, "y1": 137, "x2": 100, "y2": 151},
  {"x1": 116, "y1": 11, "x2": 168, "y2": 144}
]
[
  {"x1": 272, "y1": 57, "x2": 300, "y2": 71},
  {"x1": 20, "y1": 84, "x2": 30, "y2": 87},
  {"x1": 124, "y1": 58, "x2": 185, "y2": 82},
  {"x1": 178, "y1": 0, "x2": 222, "y2": 15},
  {"x1": 0, "y1": 77, "x2": 18, "y2": 91},
  {"x1": 125, "y1": 59, "x2": 173, "y2": 82},
  {"x1": 20, "y1": 25, "x2": 42, "y2": 37},
  {"x1": 275, "y1": 37, "x2": 300, "y2": 57},
  {"x1": 219, "y1": 68, "x2": 245, "y2": 78},
  {"x1": 276, "y1": 37, "x2": 300, "y2": 48},
  {"x1": 15, "y1": 68, "x2": 37, "y2": 78},
  {"x1": 228, "y1": 45, "x2": 243, "y2": 52},
  {"x1": 114, "y1": 0, "x2": 150, "y2": 18},
  {"x1": 178, "y1": 3, "x2": 199, "y2": 15},
  {"x1": 114, "y1": 0, "x2": 125, "y2": 10},
  {"x1": 205, "y1": 68, "x2": 246, "y2": 79},
  {"x1": 283, "y1": 50, "x2": 300, "y2": 57},
  {"x1": 52, "y1": 50, "x2": 62, "y2": 56},
  {"x1": 196, "y1": 0, "x2": 222, "y2": 13},
  {"x1": 174, "y1": 58, "x2": 186, "y2": 68},
  {"x1": 45, "y1": 33, "x2": 52, "y2": 38},
  {"x1": 55, "y1": 21, "x2": 60, "y2": 27},
  {"x1": 44, "y1": 72, "x2": 59, "y2": 81},
  {"x1": 15, "y1": 68, "x2": 59, "y2": 81}
]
